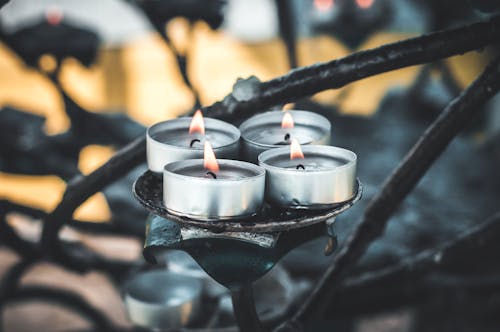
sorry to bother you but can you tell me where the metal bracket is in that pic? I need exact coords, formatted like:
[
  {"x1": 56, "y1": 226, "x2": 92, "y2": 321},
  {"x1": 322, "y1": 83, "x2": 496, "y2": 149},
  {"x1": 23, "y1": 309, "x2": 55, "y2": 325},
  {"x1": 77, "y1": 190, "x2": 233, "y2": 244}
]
[
  {"x1": 181, "y1": 226, "x2": 277, "y2": 249},
  {"x1": 324, "y1": 217, "x2": 338, "y2": 256}
]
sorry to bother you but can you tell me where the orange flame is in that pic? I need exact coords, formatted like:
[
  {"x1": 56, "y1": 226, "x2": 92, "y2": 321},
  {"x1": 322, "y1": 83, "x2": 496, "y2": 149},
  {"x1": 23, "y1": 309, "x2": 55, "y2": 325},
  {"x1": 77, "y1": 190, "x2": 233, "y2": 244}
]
[
  {"x1": 356, "y1": 0, "x2": 374, "y2": 9},
  {"x1": 281, "y1": 111, "x2": 294, "y2": 129},
  {"x1": 46, "y1": 6, "x2": 63, "y2": 25},
  {"x1": 189, "y1": 110, "x2": 205, "y2": 135},
  {"x1": 290, "y1": 138, "x2": 304, "y2": 160},
  {"x1": 204, "y1": 141, "x2": 219, "y2": 173},
  {"x1": 314, "y1": 0, "x2": 334, "y2": 12}
]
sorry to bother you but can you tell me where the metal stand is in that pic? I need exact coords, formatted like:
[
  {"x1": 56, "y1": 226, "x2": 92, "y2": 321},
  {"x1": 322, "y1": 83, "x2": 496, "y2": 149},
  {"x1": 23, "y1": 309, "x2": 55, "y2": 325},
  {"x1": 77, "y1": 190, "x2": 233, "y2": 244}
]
[
  {"x1": 231, "y1": 285, "x2": 265, "y2": 332},
  {"x1": 136, "y1": 172, "x2": 361, "y2": 330}
]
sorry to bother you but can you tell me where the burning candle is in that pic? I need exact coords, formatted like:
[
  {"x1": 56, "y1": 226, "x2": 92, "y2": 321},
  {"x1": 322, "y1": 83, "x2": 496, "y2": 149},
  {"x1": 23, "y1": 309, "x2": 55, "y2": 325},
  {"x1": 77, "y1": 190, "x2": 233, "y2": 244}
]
[
  {"x1": 239, "y1": 110, "x2": 331, "y2": 163},
  {"x1": 147, "y1": 110, "x2": 240, "y2": 173},
  {"x1": 258, "y1": 141, "x2": 357, "y2": 209},
  {"x1": 163, "y1": 141, "x2": 265, "y2": 220}
]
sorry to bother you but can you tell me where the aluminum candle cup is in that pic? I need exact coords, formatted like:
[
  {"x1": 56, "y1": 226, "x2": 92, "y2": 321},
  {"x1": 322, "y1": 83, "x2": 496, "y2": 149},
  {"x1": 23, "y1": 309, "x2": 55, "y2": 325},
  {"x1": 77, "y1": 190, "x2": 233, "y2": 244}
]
[
  {"x1": 239, "y1": 110, "x2": 331, "y2": 163},
  {"x1": 163, "y1": 159, "x2": 265, "y2": 220},
  {"x1": 258, "y1": 146, "x2": 357, "y2": 209},
  {"x1": 123, "y1": 270, "x2": 202, "y2": 330},
  {"x1": 166, "y1": 251, "x2": 227, "y2": 298},
  {"x1": 147, "y1": 117, "x2": 240, "y2": 173}
]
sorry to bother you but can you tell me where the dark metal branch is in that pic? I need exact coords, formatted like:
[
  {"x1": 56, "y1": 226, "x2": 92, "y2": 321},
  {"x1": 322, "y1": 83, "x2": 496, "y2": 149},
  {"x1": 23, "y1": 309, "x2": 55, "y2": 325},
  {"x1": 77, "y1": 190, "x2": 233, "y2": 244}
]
[
  {"x1": 331, "y1": 211, "x2": 500, "y2": 313},
  {"x1": 276, "y1": 0, "x2": 298, "y2": 69},
  {"x1": 0, "y1": 260, "x2": 35, "y2": 332},
  {"x1": 0, "y1": 202, "x2": 38, "y2": 259},
  {"x1": 0, "y1": 286, "x2": 115, "y2": 331},
  {"x1": 331, "y1": 273, "x2": 500, "y2": 316},
  {"x1": 148, "y1": 18, "x2": 201, "y2": 108},
  {"x1": 1, "y1": 200, "x2": 142, "y2": 237},
  {"x1": 40, "y1": 136, "x2": 145, "y2": 270},
  {"x1": 281, "y1": 56, "x2": 500, "y2": 330},
  {"x1": 0, "y1": 260, "x2": 34, "y2": 300},
  {"x1": 1, "y1": 202, "x2": 135, "y2": 279},
  {"x1": 204, "y1": 14, "x2": 500, "y2": 121},
  {"x1": 231, "y1": 286, "x2": 266, "y2": 332}
]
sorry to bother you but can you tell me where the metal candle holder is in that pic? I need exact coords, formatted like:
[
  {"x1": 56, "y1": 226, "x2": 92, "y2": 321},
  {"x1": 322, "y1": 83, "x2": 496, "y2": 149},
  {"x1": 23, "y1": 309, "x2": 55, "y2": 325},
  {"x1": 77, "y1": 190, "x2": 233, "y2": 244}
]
[{"x1": 133, "y1": 171, "x2": 361, "y2": 331}]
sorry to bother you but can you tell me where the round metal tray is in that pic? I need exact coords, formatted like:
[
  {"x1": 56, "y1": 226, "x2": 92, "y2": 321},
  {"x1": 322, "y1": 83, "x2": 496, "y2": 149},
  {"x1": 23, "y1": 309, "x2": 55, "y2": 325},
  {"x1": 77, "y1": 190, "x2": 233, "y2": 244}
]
[{"x1": 133, "y1": 171, "x2": 362, "y2": 233}]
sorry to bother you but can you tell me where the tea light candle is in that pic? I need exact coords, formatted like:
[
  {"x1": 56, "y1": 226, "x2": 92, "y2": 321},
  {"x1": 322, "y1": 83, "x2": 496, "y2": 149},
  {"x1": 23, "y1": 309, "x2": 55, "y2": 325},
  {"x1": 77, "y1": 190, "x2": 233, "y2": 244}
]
[
  {"x1": 123, "y1": 270, "x2": 202, "y2": 329},
  {"x1": 258, "y1": 140, "x2": 357, "y2": 209},
  {"x1": 147, "y1": 111, "x2": 240, "y2": 173},
  {"x1": 163, "y1": 142, "x2": 265, "y2": 220},
  {"x1": 239, "y1": 110, "x2": 331, "y2": 163}
]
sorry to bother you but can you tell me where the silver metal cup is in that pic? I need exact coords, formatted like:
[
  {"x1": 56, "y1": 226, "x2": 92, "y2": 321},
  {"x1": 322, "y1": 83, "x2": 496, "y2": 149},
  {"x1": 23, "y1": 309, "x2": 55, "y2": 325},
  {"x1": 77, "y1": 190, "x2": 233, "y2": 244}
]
[
  {"x1": 123, "y1": 270, "x2": 202, "y2": 330},
  {"x1": 163, "y1": 159, "x2": 265, "y2": 220},
  {"x1": 147, "y1": 117, "x2": 241, "y2": 173},
  {"x1": 258, "y1": 145, "x2": 357, "y2": 209},
  {"x1": 165, "y1": 250, "x2": 228, "y2": 299},
  {"x1": 239, "y1": 110, "x2": 331, "y2": 163}
]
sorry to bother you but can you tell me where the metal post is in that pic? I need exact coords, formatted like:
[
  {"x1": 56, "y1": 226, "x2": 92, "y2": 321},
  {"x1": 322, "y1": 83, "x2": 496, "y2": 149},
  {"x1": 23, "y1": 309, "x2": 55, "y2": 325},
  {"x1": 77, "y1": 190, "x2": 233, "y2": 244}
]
[{"x1": 231, "y1": 285, "x2": 265, "y2": 332}]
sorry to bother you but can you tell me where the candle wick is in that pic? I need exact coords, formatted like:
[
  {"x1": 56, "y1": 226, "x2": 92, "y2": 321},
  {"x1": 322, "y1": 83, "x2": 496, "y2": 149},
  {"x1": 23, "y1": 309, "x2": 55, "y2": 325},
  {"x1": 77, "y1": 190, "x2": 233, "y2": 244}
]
[
  {"x1": 205, "y1": 171, "x2": 217, "y2": 179},
  {"x1": 189, "y1": 138, "x2": 201, "y2": 147},
  {"x1": 284, "y1": 133, "x2": 291, "y2": 141},
  {"x1": 296, "y1": 164, "x2": 305, "y2": 170}
]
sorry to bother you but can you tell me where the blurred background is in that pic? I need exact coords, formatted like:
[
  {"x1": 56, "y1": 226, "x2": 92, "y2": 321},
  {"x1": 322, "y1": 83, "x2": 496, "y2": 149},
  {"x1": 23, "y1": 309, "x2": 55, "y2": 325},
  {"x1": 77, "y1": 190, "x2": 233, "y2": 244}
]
[{"x1": 0, "y1": 0, "x2": 499, "y2": 331}]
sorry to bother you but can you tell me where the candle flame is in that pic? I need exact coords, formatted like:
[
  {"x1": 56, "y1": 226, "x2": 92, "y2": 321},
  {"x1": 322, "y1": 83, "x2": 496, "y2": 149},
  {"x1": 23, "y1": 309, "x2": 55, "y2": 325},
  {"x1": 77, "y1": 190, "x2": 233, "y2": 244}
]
[
  {"x1": 204, "y1": 141, "x2": 219, "y2": 173},
  {"x1": 356, "y1": 0, "x2": 374, "y2": 9},
  {"x1": 189, "y1": 110, "x2": 205, "y2": 135},
  {"x1": 314, "y1": 0, "x2": 334, "y2": 12},
  {"x1": 281, "y1": 111, "x2": 294, "y2": 129},
  {"x1": 46, "y1": 6, "x2": 63, "y2": 25},
  {"x1": 290, "y1": 138, "x2": 304, "y2": 160}
]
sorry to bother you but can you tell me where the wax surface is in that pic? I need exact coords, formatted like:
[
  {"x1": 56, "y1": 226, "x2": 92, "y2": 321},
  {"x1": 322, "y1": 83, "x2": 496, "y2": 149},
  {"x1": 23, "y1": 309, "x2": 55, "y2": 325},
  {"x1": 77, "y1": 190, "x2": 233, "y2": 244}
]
[
  {"x1": 170, "y1": 164, "x2": 260, "y2": 179},
  {"x1": 265, "y1": 152, "x2": 349, "y2": 171},
  {"x1": 244, "y1": 123, "x2": 327, "y2": 146},
  {"x1": 150, "y1": 127, "x2": 235, "y2": 148}
]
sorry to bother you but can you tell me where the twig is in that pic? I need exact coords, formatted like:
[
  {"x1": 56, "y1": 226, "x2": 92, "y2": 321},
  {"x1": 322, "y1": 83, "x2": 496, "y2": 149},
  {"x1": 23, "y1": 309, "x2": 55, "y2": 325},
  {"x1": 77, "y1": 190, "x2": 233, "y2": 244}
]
[{"x1": 280, "y1": 56, "x2": 500, "y2": 330}]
